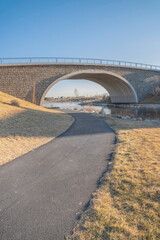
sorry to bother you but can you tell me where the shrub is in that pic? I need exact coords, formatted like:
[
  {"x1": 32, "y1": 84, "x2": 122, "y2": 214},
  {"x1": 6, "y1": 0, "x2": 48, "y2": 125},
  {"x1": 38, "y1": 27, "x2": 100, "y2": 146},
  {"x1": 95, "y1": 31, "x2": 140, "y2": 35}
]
[
  {"x1": 151, "y1": 87, "x2": 160, "y2": 96},
  {"x1": 102, "y1": 95, "x2": 111, "y2": 103},
  {"x1": 11, "y1": 99, "x2": 19, "y2": 107}
]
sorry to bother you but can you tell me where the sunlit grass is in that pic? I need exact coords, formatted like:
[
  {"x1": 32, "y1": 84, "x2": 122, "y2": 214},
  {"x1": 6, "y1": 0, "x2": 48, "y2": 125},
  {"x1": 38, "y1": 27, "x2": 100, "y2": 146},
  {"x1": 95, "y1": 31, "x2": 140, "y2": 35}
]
[
  {"x1": 68, "y1": 116, "x2": 160, "y2": 240},
  {"x1": 0, "y1": 91, "x2": 74, "y2": 166}
]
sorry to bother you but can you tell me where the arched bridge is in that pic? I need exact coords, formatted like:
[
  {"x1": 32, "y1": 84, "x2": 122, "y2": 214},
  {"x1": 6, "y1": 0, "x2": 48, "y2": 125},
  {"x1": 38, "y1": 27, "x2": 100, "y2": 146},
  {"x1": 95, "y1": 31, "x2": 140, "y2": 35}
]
[{"x1": 0, "y1": 57, "x2": 160, "y2": 105}]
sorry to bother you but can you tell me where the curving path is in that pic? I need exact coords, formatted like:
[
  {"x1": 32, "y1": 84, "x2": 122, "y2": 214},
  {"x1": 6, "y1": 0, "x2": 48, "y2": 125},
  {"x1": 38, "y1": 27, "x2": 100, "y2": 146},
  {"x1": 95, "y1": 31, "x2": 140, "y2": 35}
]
[{"x1": 0, "y1": 112, "x2": 115, "y2": 240}]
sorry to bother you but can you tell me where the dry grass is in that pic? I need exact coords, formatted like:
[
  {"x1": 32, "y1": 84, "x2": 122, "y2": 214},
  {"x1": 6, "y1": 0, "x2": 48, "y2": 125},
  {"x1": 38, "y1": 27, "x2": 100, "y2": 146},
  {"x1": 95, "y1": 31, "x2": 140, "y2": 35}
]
[
  {"x1": 68, "y1": 116, "x2": 160, "y2": 240},
  {"x1": 84, "y1": 106, "x2": 101, "y2": 114},
  {"x1": 141, "y1": 95, "x2": 160, "y2": 103},
  {"x1": 0, "y1": 91, "x2": 74, "y2": 166}
]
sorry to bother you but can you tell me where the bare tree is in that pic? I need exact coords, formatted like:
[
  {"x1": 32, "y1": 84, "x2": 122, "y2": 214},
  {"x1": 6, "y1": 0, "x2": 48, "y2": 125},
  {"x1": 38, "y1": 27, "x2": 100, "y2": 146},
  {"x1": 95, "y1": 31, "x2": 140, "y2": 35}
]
[{"x1": 74, "y1": 88, "x2": 79, "y2": 97}]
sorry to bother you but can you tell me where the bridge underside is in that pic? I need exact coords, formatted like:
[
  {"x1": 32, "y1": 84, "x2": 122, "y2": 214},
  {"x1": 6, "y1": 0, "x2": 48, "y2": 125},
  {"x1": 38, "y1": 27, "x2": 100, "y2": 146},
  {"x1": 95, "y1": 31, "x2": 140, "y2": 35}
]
[{"x1": 40, "y1": 70, "x2": 138, "y2": 105}]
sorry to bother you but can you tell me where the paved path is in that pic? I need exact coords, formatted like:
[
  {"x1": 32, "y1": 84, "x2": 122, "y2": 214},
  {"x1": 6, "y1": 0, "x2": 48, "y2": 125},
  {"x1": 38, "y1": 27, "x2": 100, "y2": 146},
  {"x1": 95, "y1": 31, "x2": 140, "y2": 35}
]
[{"x1": 0, "y1": 112, "x2": 115, "y2": 240}]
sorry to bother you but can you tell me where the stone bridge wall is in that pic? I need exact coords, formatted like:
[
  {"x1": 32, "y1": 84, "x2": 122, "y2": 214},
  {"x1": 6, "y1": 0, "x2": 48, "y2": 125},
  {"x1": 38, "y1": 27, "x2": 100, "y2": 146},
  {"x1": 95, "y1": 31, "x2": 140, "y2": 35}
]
[{"x1": 0, "y1": 63, "x2": 160, "y2": 104}]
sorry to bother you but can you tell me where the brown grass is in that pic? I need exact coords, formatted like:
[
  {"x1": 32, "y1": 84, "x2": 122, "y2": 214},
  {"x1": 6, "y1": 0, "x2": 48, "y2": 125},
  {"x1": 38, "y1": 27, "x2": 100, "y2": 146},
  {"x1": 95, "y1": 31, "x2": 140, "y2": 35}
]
[
  {"x1": 84, "y1": 106, "x2": 101, "y2": 114},
  {"x1": 141, "y1": 95, "x2": 160, "y2": 103},
  {"x1": 68, "y1": 116, "x2": 160, "y2": 240},
  {"x1": 0, "y1": 91, "x2": 74, "y2": 166}
]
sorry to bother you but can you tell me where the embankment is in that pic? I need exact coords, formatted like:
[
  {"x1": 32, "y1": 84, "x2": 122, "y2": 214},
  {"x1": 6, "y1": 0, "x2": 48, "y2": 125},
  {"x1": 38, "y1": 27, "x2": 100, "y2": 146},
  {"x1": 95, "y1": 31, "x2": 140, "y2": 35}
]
[{"x1": 0, "y1": 91, "x2": 74, "y2": 166}]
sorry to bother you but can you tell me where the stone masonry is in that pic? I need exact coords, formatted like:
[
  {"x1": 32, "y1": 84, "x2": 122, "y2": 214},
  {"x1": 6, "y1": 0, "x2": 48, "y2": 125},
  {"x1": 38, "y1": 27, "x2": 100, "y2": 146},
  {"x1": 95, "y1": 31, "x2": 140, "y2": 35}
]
[{"x1": 0, "y1": 63, "x2": 160, "y2": 104}]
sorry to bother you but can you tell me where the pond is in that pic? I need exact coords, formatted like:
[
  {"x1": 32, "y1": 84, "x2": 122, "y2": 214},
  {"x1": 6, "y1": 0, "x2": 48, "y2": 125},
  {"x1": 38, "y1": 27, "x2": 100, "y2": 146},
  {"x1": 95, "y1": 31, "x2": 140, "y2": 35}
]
[{"x1": 44, "y1": 101, "x2": 160, "y2": 121}]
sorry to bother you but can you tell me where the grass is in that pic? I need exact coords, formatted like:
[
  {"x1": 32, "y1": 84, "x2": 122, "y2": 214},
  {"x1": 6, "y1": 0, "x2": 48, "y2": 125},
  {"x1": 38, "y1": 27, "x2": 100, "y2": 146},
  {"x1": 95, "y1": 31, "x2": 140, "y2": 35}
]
[
  {"x1": 141, "y1": 95, "x2": 160, "y2": 103},
  {"x1": 84, "y1": 106, "x2": 101, "y2": 114},
  {"x1": 68, "y1": 116, "x2": 160, "y2": 240},
  {"x1": 0, "y1": 91, "x2": 74, "y2": 166}
]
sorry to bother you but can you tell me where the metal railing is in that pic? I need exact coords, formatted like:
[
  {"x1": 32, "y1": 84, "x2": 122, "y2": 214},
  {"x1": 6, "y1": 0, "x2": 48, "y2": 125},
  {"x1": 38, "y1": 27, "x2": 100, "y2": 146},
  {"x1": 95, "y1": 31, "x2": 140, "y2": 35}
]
[{"x1": 0, "y1": 57, "x2": 160, "y2": 71}]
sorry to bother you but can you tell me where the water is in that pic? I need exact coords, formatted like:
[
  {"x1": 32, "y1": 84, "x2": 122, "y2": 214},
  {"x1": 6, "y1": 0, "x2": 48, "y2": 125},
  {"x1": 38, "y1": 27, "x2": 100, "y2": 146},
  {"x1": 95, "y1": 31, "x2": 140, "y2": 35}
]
[
  {"x1": 44, "y1": 101, "x2": 111, "y2": 114},
  {"x1": 44, "y1": 101, "x2": 160, "y2": 121}
]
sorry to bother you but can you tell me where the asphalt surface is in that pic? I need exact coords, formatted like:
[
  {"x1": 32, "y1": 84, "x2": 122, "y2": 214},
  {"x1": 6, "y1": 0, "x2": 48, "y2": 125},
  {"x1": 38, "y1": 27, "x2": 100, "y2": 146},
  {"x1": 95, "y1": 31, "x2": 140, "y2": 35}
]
[{"x1": 0, "y1": 112, "x2": 115, "y2": 240}]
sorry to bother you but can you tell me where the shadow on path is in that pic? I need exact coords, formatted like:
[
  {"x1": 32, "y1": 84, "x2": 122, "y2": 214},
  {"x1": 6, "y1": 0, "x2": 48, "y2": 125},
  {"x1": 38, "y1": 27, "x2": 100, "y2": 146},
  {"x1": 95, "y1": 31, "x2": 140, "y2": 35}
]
[{"x1": 0, "y1": 112, "x2": 115, "y2": 240}]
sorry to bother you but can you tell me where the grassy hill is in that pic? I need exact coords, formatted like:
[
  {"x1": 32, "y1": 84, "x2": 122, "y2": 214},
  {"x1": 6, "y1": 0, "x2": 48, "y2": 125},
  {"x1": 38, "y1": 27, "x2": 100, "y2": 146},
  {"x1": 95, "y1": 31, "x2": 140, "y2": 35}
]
[
  {"x1": 141, "y1": 95, "x2": 160, "y2": 103},
  {"x1": 0, "y1": 91, "x2": 73, "y2": 166}
]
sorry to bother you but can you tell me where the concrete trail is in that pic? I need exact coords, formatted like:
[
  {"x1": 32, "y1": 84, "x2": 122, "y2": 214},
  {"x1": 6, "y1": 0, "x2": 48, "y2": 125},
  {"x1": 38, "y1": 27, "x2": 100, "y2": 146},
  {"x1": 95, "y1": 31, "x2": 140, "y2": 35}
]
[{"x1": 0, "y1": 112, "x2": 115, "y2": 240}]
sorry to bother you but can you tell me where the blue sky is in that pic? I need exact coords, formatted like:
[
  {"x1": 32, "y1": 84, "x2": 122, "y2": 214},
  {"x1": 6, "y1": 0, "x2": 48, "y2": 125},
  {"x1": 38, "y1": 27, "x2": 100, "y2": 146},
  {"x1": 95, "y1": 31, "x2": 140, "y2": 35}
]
[
  {"x1": 46, "y1": 80, "x2": 107, "y2": 97},
  {"x1": 1, "y1": 0, "x2": 160, "y2": 97}
]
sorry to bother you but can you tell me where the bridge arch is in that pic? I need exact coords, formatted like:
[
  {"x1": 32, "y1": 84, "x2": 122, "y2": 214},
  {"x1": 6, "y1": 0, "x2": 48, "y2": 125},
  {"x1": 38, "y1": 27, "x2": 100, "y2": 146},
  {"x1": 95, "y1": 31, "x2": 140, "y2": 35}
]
[{"x1": 40, "y1": 69, "x2": 138, "y2": 105}]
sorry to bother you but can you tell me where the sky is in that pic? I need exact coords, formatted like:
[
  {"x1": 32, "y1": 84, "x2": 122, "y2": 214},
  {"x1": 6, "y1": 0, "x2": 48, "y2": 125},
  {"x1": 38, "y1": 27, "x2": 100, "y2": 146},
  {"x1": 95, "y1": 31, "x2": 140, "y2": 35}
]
[
  {"x1": 1, "y1": 0, "x2": 160, "y2": 97},
  {"x1": 46, "y1": 80, "x2": 108, "y2": 98}
]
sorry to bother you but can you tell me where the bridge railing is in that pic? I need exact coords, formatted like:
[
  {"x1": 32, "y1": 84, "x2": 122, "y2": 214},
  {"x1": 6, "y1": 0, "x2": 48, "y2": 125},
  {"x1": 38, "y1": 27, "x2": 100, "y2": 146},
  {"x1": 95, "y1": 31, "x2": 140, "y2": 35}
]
[{"x1": 0, "y1": 57, "x2": 160, "y2": 70}]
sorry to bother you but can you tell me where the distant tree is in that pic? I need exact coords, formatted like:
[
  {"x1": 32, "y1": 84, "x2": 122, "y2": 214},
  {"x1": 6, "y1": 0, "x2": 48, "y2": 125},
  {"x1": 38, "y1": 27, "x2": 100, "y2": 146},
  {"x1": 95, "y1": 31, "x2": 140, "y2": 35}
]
[
  {"x1": 151, "y1": 87, "x2": 160, "y2": 96},
  {"x1": 102, "y1": 95, "x2": 111, "y2": 103},
  {"x1": 74, "y1": 88, "x2": 79, "y2": 97}
]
